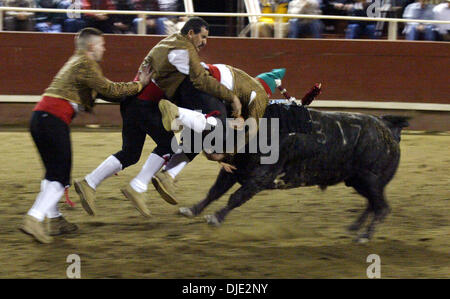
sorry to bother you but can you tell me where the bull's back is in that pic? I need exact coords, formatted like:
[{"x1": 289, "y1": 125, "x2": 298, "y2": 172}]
[{"x1": 277, "y1": 110, "x2": 400, "y2": 188}]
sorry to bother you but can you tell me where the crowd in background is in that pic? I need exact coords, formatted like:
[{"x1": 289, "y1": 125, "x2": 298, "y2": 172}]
[
  {"x1": 1, "y1": 0, "x2": 449, "y2": 41},
  {"x1": 255, "y1": 0, "x2": 450, "y2": 41},
  {"x1": 1, "y1": 0, "x2": 187, "y2": 34}
]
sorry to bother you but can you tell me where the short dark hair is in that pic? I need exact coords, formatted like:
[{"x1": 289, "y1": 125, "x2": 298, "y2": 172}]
[
  {"x1": 181, "y1": 17, "x2": 209, "y2": 35},
  {"x1": 78, "y1": 27, "x2": 103, "y2": 39},
  {"x1": 75, "y1": 27, "x2": 103, "y2": 49}
]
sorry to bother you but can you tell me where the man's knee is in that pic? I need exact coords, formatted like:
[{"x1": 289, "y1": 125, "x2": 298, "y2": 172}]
[
  {"x1": 113, "y1": 151, "x2": 140, "y2": 169},
  {"x1": 45, "y1": 172, "x2": 70, "y2": 188},
  {"x1": 153, "y1": 145, "x2": 174, "y2": 158}
]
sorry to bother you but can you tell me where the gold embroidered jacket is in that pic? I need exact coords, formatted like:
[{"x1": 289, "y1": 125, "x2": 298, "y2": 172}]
[
  {"x1": 140, "y1": 33, "x2": 236, "y2": 104},
  {"x1": 230, "y1": 66, "x2": 269, "y2": 124},
  {"x1": 43, "y1": 50, "x2": 142, "y2": 111}
]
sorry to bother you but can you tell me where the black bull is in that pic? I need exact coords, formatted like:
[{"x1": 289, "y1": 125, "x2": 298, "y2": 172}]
[{"x1": 180, "y1": 104, "x2": 410, "y2": 241}]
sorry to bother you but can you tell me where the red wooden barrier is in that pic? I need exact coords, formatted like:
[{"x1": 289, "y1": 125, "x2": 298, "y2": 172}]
[{"x1": 1, "y1": 32, "x2": 449, "y2": 104}]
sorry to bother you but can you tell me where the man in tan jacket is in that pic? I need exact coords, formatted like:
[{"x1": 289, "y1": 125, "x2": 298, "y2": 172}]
[
  {"x1": 72, "y1": 19, "x2": 250, "y2": 219},
  {"x1": 139, "y1": 17, "x2": 242, "y2": 118},
  {"x1": 73, "y1": 18, "x2": 245, "y2": 218},
  {"x1": 137, "y1": 18, "x2": 243, "y2": 176},
  {"x1": 153, "y1": 67, "x2": 287, "y2": 205},
  {"x1": 21, "y1": 28, "x2": 151, "y2": 244}
]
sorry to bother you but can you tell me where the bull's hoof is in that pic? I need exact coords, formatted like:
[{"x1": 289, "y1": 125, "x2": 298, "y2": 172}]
[
  {"x1": 205, "y1": 214, "x2": 221, "y2": 227},
  {"x1": 354, "y1": 233, "x2": 370, "y2": 244},
  {"x1": 179, "y1": 207, "x2": 195, "y2": 218}
]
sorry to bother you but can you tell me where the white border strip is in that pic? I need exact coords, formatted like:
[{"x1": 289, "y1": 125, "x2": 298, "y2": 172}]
[
  {"x1": 310, "y1": 100, "x2": 450, "y2": 112},
  {"x1": 0, "y1": 95, "x2": 449, "y2": 112}
]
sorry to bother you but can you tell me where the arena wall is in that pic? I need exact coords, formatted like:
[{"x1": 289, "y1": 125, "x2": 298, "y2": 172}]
[{"x1": 0, "y1": 32, "x2": 449, "y2": 130}]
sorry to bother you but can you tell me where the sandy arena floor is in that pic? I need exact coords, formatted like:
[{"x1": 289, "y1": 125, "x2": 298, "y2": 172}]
[{"x1": 0, "y1": 130, "x2": 448, "y2": 278}]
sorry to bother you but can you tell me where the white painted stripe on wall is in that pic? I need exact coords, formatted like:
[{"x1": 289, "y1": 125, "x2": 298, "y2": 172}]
[
  {"x1": 310, "y1": 100, "x2": 450, "y2": 112},
  {"x1": 0, "y1": 95, "x2": 449, "y2": 112}
]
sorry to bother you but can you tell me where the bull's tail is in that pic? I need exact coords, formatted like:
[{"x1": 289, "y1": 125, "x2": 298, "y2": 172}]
[{"x1": 379, "y1": 115, "x2": 411, "y2": 142}]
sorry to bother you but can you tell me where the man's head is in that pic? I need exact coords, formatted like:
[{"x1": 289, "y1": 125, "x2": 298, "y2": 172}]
[
  {"x1": 181, "y1": 17, "x2": 209, "y2": 52},
  {"x1": 75, "y1": 27, "x2": 105, "y2": 62}
]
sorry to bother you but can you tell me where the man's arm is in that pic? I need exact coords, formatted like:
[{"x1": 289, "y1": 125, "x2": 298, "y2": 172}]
[
  {"x1": 168, "y1": 48, "x2": 242, "y2": 117},
  {"x1": 140, "y1": 52, "x2": 152, "y2": 71},
  {"x1": 77, "y1": 60, "x2": 144, "y2": 98},
  {"x1": 185, "y1": 47, "x2": 236, "y2": 104}
]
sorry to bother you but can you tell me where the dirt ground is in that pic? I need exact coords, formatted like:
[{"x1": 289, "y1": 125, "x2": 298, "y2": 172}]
[{"x1": 0, "y1": 130, "x2": 448, "y2": 279}]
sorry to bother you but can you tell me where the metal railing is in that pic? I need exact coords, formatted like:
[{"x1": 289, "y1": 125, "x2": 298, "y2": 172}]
[{"x1": 0, "y1": 7, "x2": 449, "y2": 40}]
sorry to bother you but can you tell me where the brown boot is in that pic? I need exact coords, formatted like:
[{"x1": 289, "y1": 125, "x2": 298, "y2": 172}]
[
  {"x1": 121, "y1": 185, "x2": 151, "y2": 217},
  {"x1": 151, "y1": 171, "x2": 178, "y2": 205},
  {"x1": 74, "y1": 178, "x2": 96, "y2": 216},
  {"x1": 158, "y1": 99, "x2": 181, "y2": 132},
  {"x1": 20, "y1": 215, "x2": 53, "y2": 244},
  {"x1": 48, "y1": 216, "x2": 78, "y2": 236}
]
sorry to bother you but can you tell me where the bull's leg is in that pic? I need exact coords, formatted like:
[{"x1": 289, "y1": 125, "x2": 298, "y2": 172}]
[
  {"x1": 346, "y1": 176, "x2": 374, "y2": 232},
  {"x1": 205, "y1": 164, "x2": 281, "y2": 226},
  {"x1": 205, "y1": 181, "x2": 264, "y2": 226},
  {"x1": 359, "y1": 189, "x2": 390, "y2": 242},
  {"x1": 348, "y1": 208, "x2": 371, "y2": 232},
  {"x1": 347, "y1": 179, "x2": 373, "y2": 232},
  {"x1": 179, "y1": 168, "x2": 237, "y2": 218},
  {"x1": 205, "y1": 152, "x2": 289, "y2": 226},
  {"x1": 349, "y1": 173, "x2": 390, "y2": 242}
]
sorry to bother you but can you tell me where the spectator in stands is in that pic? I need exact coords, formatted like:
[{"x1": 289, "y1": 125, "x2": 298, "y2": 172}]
[
  {"x1": 35, "y1": 0, "x2": 65, "y2": 33},
  {"x1": 287, "y1": 0, "x2": 324, "y2": 38},
  {"x1": 344, "y1": 0, "x2": 377, "y2": 39},
  {"x1": 433, "y1": 0, "x2": 450, "y2": 41},
  {"x1": 132, "y1": 0, "x2": 163, "y2": 34},
  {"x1": 389, "y1": 0, "x2": 415, "y2": 18},
  {"x1": 3, "y1": 0, "x2": 36, "y2": 31},
  {"x1": 320, "y1": 0, "x2": 354, "y2": 33},
  {"x1": 81, "y1": 0, "x2": 116, "y2": 33},
  {"x1": 60, "y1": 0, "x2": 87, "y2": 32},
  {"x1": 160, "y1": 0, "x2": 187, "y2": 35},
  {"x1": 252, "y1": 0, "x2": 290, "y2": 37},
  {"x1": 402, "y1": 0, "x2": 436, "y2": 41},
  {"x1": 112, "y1": 0, "x2": 136, "y2": 34},
  {"x1": 132, "y1": 0, "x2": 185, "y2": 35}
]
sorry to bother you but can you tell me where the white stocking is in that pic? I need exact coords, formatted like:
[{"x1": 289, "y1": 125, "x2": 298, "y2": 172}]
[
  {"x1": 177, "y1": 107, "x2": 217, "y2": 133},
  {"x1": 165, "y1": 152, "x2": 190, "y2": 179},
  {"x1": 85, "y1": 155, "x2": 123, "y2": 190},
  {"x1": 28, "y1": 180, "x2": 64, "y2": 222},
  {"x1": 130, "y1": 153, "x2": 166, "y2": 193}
]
